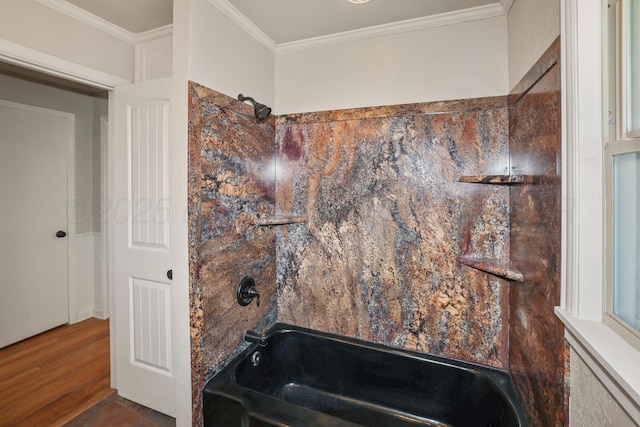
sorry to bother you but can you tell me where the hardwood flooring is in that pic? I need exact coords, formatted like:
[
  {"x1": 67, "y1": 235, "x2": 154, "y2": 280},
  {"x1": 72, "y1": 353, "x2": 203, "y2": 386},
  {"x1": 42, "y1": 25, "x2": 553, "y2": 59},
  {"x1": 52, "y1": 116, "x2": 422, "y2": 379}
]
[
  {"x1": 0, "y1": 318, "x2": 174, "y2": 427},
  {"x1": 0, "y1": 318, "x2": 111, "y2": 426}
]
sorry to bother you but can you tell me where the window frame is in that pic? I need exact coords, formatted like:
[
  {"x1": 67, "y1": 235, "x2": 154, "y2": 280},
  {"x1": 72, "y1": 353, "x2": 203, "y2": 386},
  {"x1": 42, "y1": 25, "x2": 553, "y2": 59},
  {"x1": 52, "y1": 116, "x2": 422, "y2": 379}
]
[
  {"x1": 603, "y1": 0, "x2": 640, "y2": 350},
  {"x1": 558, "y1": 0, "x2": 640, "y2": 422}
]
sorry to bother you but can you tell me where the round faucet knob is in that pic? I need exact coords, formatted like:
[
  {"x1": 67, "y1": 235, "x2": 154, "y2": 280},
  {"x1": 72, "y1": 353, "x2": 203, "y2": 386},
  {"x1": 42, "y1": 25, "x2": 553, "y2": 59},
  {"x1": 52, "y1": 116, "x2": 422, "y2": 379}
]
[{"x1": 237, "y1": 277, "x2": 260, "y2": 307}]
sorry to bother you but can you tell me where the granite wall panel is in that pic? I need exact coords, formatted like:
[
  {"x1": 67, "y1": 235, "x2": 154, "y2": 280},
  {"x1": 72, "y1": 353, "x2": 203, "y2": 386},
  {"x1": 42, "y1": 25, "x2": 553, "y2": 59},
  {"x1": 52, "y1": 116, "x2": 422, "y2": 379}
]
[
  {"x1": 508, "y1": 38, "x2": 565, "y2": 427},
  {"x1": 275, "y1": 99, "x2": 512, "y2": 368},
  {"x1": 188, "y1": 52, "x2": 564, "y2": 423},
  {"x1": 188, "y1": 82, "x2": 277, "y2": 425}
]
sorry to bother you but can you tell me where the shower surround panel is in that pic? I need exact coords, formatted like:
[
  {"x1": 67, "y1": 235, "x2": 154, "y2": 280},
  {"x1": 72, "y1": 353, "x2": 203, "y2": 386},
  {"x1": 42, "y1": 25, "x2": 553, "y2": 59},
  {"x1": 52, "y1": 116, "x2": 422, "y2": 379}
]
[
  {"x1": 188, "y1": 82, "x2": 277, "y2": 426},
  {"x1": 189, "y1": 40, "x2": 565, "y2": 422},
  {"x1": 508, "y1": 38, "x2": 564, "y2": 426},
  {"x1": 275, "y1": 98, "x2": 512, "y2": 368}
]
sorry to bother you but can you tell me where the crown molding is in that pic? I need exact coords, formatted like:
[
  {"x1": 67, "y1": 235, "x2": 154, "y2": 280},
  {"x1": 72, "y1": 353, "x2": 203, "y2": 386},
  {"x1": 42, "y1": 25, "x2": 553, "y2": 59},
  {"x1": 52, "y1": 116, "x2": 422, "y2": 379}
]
[
  {"x1": 37, "y1": 0, "x2": 137, "y2": 43},
  {"x1": 207, "y1": 0, "x2": 278, "y2": 53},
  {"x1": 500, "y1": 0, "x2": 515, "y2": 14},
  {"x1": 276, "y1": 3, "x2": 506, "y2": 54},
  {"x1": 38, "y1": 0, "x2": 503, "y2": 52},
  {"x1": 36, "y1": 0, "x2": 173, "y2": 45},
  {"x1": 136, "y1": 24, "x2": 174, "y2": 43}
]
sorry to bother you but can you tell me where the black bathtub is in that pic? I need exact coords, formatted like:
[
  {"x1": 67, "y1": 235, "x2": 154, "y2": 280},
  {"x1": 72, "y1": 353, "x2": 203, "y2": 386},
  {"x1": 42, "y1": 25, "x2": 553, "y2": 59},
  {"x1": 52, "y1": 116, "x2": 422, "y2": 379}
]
[{"x1": 203, "y1": 324, "x2": 528, "y2": 427}]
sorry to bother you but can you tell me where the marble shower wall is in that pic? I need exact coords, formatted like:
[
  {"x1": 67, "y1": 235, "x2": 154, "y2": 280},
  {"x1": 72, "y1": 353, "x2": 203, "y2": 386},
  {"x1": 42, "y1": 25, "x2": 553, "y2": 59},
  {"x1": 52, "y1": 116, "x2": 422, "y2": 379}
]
[
  {"x1": 275, "y1": 98, "x2": 512, "y2": 368},
  {"x1": 188, "y1": 82, "x2": 277, "y2": 425},
  {"x1": 508, "y1": 38, "x2": 564, "y2": 426}
]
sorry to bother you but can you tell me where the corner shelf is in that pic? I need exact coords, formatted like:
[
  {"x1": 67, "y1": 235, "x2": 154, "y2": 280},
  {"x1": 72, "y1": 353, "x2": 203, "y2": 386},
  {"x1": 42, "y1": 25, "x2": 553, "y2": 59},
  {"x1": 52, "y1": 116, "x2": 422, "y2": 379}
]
[
  {"x1": 255, "y1": 215, "x2": 307, "y2": 226},
  {"x1": 458, "y1": 256, "x2": 524, "y2": 282},
  {"x1": 458, "y1": 174, "x2": 536, "y2": 185}
]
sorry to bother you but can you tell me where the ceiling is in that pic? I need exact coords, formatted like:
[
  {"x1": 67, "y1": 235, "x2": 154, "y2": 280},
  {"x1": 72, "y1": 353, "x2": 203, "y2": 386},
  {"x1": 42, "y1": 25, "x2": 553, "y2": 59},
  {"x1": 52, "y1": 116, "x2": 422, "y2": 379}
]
[
  {"x1": 64, "y1": 0, "x2": 174, "y2": 34},
  {"x1": 225, "y1": 0, "x2": 498, "y2": 44},
  {"x1": 2, "y1": 0, "x2": 507, "y2": 97},
  {"x1": 62, "y1": 0, "x2": 502, "y2": 43}
]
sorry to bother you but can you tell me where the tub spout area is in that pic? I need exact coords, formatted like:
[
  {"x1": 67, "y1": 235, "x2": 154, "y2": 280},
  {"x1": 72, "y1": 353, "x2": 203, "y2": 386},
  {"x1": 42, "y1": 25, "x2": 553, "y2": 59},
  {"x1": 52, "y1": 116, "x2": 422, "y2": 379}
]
[{"x1": 244, "y1": 330, "x2": 267, "y2": 347}]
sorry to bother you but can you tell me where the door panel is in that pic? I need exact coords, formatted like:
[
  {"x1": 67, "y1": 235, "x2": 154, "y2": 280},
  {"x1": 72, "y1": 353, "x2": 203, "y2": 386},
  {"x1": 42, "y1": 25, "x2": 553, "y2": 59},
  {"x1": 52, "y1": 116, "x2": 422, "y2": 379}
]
[
  {"x1": 130, "y1": 101, "x2": 170, "y2": 248},
  {"x1": 0, "y1": 100, "x2": 71, "y2": 348},
  {"x1": 131, "y1": 277, "x2": 171, "y2": 373},
  {"x1": 112, "y1": 78, "x2": 175, "y2": 416}
]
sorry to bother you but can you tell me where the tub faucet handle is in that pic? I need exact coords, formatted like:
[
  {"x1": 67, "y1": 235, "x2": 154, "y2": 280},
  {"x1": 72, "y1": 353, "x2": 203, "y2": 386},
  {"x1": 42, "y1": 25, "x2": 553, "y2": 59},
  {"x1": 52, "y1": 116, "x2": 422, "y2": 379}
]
[
  {"x1": 237, "y1": 276, "x2": 260, "y2": 307},
  {"x1": 248, "y1": 288, "x2": 260, "y2": 307}
]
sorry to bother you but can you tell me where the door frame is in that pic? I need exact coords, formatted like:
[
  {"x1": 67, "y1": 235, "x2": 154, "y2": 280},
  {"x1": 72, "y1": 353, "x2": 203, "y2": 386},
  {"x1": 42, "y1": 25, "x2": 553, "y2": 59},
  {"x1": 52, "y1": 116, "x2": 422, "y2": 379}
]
[
  {"x1": 0, "y1": 45, "x2": 126, "y2": 327},
  {"x1": 97, "y1": 115, "x2": 110, "y2": 321},
  {"x1": 0, "y1": 40, "x2": 129, "y2": 90},
  {"x1": 0, "y1": 41, "x2": 191, "y2": 424},
  {"x1": 0, "y1": 41, "x2": 127, "y2": 378}
]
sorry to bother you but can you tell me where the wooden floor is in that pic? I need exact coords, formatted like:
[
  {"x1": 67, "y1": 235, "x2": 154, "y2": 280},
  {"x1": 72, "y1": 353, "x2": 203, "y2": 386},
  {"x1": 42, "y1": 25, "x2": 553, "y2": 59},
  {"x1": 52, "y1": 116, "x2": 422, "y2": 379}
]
[{"x1": 0, "y1": 318, "x2": 113, "y2": 427}]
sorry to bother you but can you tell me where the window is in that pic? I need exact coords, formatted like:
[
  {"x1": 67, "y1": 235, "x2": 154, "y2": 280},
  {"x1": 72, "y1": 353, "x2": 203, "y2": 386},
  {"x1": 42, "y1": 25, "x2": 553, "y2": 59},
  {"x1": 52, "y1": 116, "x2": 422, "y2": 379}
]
[
  {"x1": 604, "y1": 0, "x2": 640, "y2": 349},
  {"x1": 557, "y1": 0, "x2": 640, "y2": 418}
]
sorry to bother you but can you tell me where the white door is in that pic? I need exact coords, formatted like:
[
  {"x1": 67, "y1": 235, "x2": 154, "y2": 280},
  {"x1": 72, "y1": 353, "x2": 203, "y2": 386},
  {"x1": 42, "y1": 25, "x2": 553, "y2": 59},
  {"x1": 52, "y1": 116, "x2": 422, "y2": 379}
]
[
  {"x1": 112, "y1": 78, "x2": 175, "y2": 416},
  {"x1": 0, "y1": 100, "x2": 72, "y2": 348}
]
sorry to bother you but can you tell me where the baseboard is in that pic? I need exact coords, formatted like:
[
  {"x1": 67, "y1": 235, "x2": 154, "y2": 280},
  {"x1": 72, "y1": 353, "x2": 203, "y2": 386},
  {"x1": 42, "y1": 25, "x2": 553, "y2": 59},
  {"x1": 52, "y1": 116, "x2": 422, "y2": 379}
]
[
  {"x1": 76, "y1": 310, "x2": 95, "y2": 323},
  {"x1": 72, "y1": 231, "x2": 107, "y2": 321},
  {"x1": 93, "y1": 309, "x2": 109, "y2": 320}
]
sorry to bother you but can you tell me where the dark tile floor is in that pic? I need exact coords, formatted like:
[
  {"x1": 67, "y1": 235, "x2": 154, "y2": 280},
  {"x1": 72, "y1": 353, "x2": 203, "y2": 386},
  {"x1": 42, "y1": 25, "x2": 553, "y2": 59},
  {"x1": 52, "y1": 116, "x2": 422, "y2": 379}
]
[{"x1": 63, "y1": 392, "x2": 176, "y2": 427}]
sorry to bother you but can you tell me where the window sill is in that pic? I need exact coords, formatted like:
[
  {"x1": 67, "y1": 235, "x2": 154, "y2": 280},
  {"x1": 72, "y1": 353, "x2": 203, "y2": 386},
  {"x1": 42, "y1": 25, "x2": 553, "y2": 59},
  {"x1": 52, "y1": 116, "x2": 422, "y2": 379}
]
[{"x1": 555, "y1": 307, "x2": 640, "y2": 422}]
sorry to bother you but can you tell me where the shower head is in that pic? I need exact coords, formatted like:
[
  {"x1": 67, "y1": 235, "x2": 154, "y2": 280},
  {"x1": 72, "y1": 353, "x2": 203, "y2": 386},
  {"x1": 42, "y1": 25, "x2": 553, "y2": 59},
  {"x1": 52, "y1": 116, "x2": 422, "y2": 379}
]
[{"x1": 238, "y1": 94, "x2": 272, "y2": 122}]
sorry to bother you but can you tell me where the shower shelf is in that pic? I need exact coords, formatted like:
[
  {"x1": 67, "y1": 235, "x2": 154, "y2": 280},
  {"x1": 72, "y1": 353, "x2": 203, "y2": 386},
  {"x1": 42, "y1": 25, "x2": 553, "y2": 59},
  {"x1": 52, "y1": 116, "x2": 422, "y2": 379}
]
[
  {"x1": 458, "y1": 174, "x2": 537, "y2": 185},
  {"x1": 255, "y1": 216, "x2": 307, "y2": 226},
  {"x1": 458, "y1": 256, "x2": 524, "y2": 282}
]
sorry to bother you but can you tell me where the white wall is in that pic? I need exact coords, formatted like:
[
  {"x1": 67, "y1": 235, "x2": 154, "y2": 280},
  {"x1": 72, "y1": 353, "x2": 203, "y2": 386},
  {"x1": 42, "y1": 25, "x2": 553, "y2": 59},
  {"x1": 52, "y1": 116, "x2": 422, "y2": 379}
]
[
  {"x1": 275, "y1": 16, "x2": 508, "y2": 114},
  {"x1": 570, "y1": 348, "x2": 636, "y2": 426},
  {"x1": 507, "y1": 0, "x2": 560, "y2": 89},
  {"x1": 74, "y1": 232, "x2": 97, "y2": 320},
  {"x1": 189, "y1": 0, "x2": 275, "y2": 108},
  {"x1": 0, "y1": 0, "x2": 134, "y2": 82},
  {"x1": 92, "y1": 97, "x2": 108, "y2": 232},
  {"x1": 135, "y1": 35, "x2": 173, "y2": 82},
  {"x1": 93, "y1": 99, "x2": 108, "y2": 319}
]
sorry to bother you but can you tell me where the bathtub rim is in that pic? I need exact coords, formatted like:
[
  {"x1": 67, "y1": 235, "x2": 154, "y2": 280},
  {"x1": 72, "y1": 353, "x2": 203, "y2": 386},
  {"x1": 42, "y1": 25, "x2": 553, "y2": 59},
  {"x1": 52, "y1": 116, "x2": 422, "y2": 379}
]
[{"x1": 204, "y1": 322, "x2": 529, "y2": 426}]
